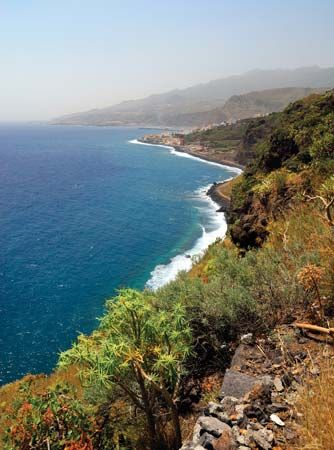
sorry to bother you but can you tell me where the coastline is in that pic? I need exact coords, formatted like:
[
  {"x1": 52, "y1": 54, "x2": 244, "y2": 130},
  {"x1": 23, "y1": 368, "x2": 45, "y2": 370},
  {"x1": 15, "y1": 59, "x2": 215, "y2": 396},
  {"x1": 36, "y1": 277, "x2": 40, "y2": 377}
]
[
  {"x1": 133, "y1": 137, "x2": 242, "y2": 211},
  {"x1": 137, "y1": 137, "x2": 245, "y2": 170},
  {"x1": 172, "y1": 144, "x2": 245, "y2": 170},
  {"x1": 206, "y1": 180, "x2": 232, "y2": 213},
  {"x1": 129, "y1": 138, "x2": 242, "y2": 290}
]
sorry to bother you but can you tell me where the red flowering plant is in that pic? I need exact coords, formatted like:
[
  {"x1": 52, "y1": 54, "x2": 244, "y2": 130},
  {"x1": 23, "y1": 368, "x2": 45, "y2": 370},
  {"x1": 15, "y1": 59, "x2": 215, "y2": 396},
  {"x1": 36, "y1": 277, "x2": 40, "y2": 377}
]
[{"x1": 3, "y1": 383, "x2": 97, "y2": 450}]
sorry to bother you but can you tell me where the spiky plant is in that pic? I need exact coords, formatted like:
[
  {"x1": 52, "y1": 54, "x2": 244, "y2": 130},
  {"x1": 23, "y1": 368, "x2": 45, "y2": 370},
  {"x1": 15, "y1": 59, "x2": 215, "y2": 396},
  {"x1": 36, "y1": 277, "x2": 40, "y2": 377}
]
[{"x1": 59, "y1": 289, "x2": 191, "y2": 450}]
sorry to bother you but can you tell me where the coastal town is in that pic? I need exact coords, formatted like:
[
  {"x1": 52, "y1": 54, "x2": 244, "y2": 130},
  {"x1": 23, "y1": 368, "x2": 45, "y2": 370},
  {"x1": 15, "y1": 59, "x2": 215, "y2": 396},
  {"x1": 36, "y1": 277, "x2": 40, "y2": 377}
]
[{"x1": 140, "y1": 122, "x2": 245, "y2": 170}]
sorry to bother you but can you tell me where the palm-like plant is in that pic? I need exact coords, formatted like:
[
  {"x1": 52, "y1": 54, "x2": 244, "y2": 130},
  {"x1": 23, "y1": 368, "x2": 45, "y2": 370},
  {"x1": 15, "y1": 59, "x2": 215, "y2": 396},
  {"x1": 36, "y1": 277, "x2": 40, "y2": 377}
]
[{"x1": 59, "y1": 289, "x2": 191, "y2": 450}]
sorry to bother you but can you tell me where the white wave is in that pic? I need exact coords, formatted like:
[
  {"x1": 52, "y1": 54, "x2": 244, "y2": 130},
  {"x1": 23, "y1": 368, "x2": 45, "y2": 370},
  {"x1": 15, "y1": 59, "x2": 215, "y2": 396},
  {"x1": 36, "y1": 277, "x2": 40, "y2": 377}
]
[
  {"x1": 145, "y1": 187, "x2": 227, "y2": 290},
  {"x1": 129, "y1": 139, "x2": 242, "y2": 174},
  {"x1": 129, "y1": 137, "x2": 241, "y2": 290}
]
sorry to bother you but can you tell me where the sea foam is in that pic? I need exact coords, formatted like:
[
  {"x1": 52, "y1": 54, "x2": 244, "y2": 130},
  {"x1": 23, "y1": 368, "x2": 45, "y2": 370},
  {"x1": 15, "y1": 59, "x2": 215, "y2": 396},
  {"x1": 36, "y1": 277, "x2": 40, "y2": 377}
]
[
  {"x1": 145, "y1": 186, "x2": 227, "y2": 290},
  {"x1": 129, "y1": 138, "x2": 241, "y2": 290},
  {"x1": 129, "y1": 139, "x2": 243, "y2": 173}
]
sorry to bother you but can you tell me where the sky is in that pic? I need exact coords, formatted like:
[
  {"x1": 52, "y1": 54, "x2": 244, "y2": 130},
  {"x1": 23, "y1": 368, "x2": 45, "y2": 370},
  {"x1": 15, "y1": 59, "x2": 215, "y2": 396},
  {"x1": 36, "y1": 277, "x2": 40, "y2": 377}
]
[{"x1": 1, "y1": 0, "x2": 334, "y2": 121}]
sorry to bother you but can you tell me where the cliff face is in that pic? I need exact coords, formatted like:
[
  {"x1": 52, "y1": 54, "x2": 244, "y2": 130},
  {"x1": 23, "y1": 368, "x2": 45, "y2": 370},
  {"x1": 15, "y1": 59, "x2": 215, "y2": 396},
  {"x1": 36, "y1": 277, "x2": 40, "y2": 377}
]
[{"x1": 228, "y1": 90, "x2": 334, "y2": 248}]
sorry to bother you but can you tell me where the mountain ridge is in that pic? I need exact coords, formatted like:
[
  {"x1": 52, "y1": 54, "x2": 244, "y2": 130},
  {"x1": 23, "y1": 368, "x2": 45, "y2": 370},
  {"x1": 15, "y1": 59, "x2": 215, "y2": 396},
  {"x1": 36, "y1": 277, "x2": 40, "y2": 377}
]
[{"x1": 52, "y1": 66, "x2": 334, "y2": 127}]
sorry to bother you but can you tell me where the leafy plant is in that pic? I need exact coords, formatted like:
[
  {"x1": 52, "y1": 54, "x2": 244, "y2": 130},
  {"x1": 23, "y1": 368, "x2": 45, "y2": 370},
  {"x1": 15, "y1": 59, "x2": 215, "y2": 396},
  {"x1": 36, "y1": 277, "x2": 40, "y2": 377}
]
[
  {"x1": 3, "y1": 383, "x2": 95, "y2": 450},
  {"x1": 59, "y1": 289, "x2": 191, "y2": 450}
]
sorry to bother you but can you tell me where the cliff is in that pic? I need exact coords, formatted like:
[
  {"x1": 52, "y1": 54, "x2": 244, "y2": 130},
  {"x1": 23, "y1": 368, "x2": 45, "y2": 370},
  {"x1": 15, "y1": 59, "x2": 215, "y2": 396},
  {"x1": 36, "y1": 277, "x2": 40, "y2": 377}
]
[{"x1": 2, "y1": 91, "x2": 334, "y2": 450}]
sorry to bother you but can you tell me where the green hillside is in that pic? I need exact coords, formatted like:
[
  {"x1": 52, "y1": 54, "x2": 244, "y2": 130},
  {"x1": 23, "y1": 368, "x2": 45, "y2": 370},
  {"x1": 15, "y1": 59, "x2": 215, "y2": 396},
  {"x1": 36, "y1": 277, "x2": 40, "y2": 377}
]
[{"x1": 2, "y1": 91, "x2": 334, "y2": 450}]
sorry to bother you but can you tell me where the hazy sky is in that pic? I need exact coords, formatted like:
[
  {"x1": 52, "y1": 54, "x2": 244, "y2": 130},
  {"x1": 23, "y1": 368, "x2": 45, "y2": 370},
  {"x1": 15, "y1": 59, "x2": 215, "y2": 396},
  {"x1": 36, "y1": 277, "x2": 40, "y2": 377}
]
[{"x1": 1, "y1": 0, "x2": 334, "y2": 120}]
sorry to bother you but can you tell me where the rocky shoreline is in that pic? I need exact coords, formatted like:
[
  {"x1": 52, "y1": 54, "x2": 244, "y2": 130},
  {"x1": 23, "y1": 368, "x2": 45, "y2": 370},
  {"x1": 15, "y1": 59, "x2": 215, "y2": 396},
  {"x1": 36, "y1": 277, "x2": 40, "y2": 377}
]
[
  {"x1": 138, "y1": 137, "x2": 245, "y2": 170},
  {"x1": 137, "y1": 136, "x2": 243, "y2": 212},
  {"x1": 206, "y1": 182, "x2": 231, "y2": 214},
  {"x1": 172, "y1": 145, "x2": 245, "y2": 171}
]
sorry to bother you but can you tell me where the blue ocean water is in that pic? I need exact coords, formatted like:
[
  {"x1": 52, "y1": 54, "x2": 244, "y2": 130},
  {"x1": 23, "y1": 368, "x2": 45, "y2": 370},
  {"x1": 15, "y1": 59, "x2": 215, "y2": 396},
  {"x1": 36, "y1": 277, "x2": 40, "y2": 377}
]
[{"x1": 0, "y1": 124, "x2": 237, "y2": 385}]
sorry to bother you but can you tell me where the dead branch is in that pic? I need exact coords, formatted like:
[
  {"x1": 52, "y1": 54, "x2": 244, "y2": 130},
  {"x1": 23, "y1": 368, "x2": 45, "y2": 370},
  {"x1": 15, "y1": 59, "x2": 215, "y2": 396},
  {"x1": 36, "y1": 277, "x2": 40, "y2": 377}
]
[
  {"x1": 303, "y1": 192, "x2": 334, "y2": 226},
  {"x1": 294, "y1": 322, "x2": 334, "y2": 336}
]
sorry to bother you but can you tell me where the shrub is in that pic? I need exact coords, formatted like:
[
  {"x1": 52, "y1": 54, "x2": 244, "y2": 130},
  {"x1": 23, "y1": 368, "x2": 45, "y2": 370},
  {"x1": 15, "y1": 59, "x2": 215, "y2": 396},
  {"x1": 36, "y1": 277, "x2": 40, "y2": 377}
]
[
  {"x1": 59, "y1": 289, "x2": 192, "y2": 450},
  {"x1": 310, "y1": 132, "x2": 334, "y2": 159},
  {"x1": 3, "y1": 383, "x2": 95, "y2": 450},
  {"x1": 258, "y1": 129, "x2": 299, "y2": 173},
  {"x1": 253, "y1": 169, "x2": 289, "y2": 195}
]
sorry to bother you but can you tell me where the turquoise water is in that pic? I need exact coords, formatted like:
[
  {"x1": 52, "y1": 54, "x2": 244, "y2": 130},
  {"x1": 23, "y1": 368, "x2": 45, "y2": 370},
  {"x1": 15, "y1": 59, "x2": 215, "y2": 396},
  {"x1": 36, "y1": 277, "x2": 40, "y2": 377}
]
[{"x1": 0, "y1": 124, "x2": 237, "y2": 384}]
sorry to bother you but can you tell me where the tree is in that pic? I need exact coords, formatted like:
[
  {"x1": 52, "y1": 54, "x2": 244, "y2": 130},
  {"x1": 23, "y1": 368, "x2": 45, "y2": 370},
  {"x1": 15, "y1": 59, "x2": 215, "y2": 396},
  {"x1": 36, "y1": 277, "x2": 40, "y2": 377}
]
[{"x1": 59, "y1": 289, "x2": 191, "y2": 450}]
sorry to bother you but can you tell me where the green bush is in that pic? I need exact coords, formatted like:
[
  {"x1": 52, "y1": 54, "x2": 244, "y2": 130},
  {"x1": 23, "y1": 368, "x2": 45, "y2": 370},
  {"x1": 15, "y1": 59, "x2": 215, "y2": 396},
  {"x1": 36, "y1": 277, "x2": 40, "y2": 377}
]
[{"x1": 310, "y1": 132, "x2": 334, "y2": 159}]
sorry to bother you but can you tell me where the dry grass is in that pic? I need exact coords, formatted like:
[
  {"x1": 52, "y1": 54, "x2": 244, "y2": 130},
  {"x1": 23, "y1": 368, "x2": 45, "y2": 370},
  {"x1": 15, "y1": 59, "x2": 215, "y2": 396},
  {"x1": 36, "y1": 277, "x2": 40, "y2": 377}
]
[{"x1": 296, "y1": 361, "x2": 334, "y2": 449}]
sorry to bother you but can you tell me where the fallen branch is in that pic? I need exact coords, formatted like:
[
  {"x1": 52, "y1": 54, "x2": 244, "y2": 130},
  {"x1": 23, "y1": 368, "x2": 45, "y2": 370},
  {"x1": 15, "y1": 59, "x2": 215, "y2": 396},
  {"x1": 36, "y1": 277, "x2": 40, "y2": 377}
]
[{"x1": 294, "y1": 322, "x2": 334, "y2": 337}]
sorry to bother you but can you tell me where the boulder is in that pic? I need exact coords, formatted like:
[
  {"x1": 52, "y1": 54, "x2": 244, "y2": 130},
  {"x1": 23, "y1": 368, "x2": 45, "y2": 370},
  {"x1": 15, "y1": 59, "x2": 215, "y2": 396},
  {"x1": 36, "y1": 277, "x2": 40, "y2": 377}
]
[
  {"x1": 205, "y1": 402, "x2": 232, "y2": 426},
  {"x1": 193, "y1": 422, "x2": 202, "y2": 443},
  {"x1": 197, "y1": 416, "x2": 232, "y2": 438},
  {"x1": 211, "y1": 429, "x2": 237, "y2": 450},
  {"x1": 244, "y1": 375, "x2": 273, "y2": 403},
  {"x1": 250, "y1": 428, "x2": 274, "y2": 450},
  {"x1": 180, "y1": 443, "x2": 206, "y2": 450},
  {"x1": 230, "y1": 344, "x2": 264, "y2": 370},
  {"x1": 220, "y1": 396, "x2": 239, "y2": 415},
  {"x1": 198, "y1": 432, "x2": 214, "y2": 448},
  {"x1": 236, "y1": 433, "x2": 251, "y2": 446},
  {"x1": 220, "y1": 369, "x2": 259, "y2": 399},
  {"x1": 205, "y1": 402, "x2": 225, "y2": 416}
]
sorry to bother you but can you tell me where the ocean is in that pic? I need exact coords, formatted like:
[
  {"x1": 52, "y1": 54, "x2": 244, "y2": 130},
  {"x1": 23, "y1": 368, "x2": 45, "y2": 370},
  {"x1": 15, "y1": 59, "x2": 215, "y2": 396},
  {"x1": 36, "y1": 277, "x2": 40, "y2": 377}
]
[{"x1": 0, "y1": 124, "x2": 239, "y2": 384}]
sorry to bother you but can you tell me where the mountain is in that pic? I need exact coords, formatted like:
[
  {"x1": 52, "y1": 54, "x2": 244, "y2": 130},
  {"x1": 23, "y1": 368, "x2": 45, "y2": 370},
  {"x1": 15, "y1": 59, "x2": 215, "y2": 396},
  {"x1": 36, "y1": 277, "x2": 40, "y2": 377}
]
[
  {"x1": 215, "y1": 86, "x2": 326, "y2": 122},
  {"x1": 52, "y1": 66, "x2": 334, "y2": 127}
]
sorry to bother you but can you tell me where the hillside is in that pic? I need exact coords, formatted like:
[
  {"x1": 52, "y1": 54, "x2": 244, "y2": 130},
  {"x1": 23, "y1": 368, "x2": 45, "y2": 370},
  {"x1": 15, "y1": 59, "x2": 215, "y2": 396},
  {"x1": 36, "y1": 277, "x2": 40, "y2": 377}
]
[
  {"x1": 1, "y1": 91, "x2": 334, "y2": 450},
  {"x1": 228, "y1": 90, "x2": 334, "y2": 248},
  {"x1": 52, "y1": 67, "x2": 334, "y2": 127},
  {"x1": 182, "y1": 117, "x2": 266, "y2": 166},
  {"x1": 216, "y1": 86, "x2": 326, "y2": 122}
]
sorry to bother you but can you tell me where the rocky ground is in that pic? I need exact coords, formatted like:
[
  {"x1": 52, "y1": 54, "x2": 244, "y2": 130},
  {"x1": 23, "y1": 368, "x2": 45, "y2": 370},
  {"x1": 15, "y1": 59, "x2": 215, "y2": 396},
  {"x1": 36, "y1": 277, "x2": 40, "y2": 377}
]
[
  {"x1": 206, "y1": 182, "x2": 232, "y2": 213},
  {"x1": 181, "y1": 326, "x2": 333, "y2": 450}
]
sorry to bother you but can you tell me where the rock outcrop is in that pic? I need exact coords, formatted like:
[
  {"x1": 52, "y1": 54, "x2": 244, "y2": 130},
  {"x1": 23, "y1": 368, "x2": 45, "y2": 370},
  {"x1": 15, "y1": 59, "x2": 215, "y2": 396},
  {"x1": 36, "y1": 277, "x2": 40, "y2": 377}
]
[{"x1": 180, "y1": 330, "x2": 308, "y2": 450}]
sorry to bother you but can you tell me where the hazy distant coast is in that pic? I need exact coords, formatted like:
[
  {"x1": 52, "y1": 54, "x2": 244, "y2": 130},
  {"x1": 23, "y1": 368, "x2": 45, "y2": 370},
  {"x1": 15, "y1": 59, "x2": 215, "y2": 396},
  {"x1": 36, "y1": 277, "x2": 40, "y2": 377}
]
[{"x1": 51, "y1": 67, "x2": 334, "y2": 128}]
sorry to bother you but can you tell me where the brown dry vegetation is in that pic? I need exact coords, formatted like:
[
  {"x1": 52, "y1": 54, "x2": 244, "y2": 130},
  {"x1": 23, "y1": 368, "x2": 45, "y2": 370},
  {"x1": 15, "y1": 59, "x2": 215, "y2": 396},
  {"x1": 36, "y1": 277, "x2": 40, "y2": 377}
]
[
  {"x1": 0, "y1": 366, "x2": 81, "y2": 438},
  {"x1": 297, "y1": 361, "x2": 334, "y2": 449}
]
